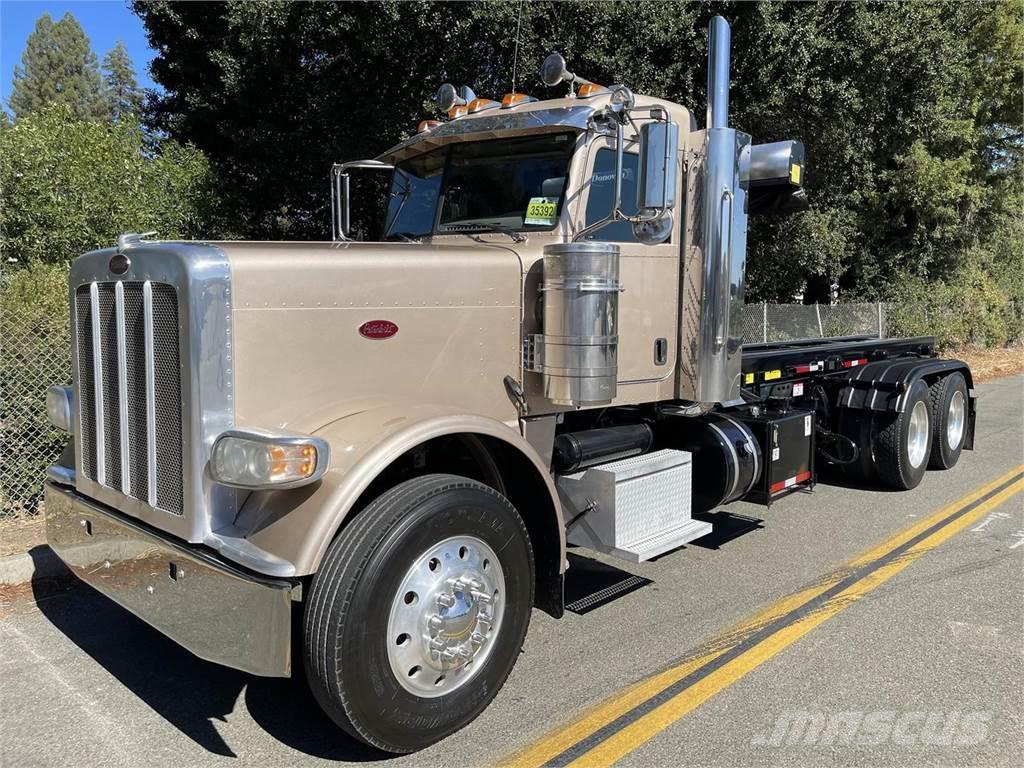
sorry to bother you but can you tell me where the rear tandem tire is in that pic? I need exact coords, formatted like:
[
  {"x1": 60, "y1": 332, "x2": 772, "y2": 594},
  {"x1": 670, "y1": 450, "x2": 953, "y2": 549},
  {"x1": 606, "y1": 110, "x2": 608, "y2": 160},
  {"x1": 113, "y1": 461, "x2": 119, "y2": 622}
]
[
  {"x1": 303, "y1": 473, "x2": 534, "y2": 754},
  {"x1": 927, "y1": 372, "x2": 968, "y2": 470},
  {"x1": 871, "y1": 378, "x2": 933, "y2": 491}
]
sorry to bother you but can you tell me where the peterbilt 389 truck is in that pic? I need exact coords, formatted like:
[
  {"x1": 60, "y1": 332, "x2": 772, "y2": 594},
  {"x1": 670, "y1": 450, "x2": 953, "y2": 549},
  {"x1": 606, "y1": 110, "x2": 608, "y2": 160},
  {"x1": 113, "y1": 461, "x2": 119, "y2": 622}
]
[{"x1": 44, "y1": 17, "x2": 974, "y2": 753}]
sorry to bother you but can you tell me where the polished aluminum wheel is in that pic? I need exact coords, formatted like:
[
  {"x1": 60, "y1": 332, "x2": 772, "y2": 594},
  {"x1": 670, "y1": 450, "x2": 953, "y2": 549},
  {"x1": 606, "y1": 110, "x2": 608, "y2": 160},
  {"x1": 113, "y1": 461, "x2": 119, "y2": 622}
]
[
  {"x1": 907, "y1": 399, "x2": 930, "y2": 469},
  {"x1": 946, "y1": 390, "x2": 966, "y2": 450},
  {"x1": 386, "y1": 535, "x2": 505, "y2": 698}
]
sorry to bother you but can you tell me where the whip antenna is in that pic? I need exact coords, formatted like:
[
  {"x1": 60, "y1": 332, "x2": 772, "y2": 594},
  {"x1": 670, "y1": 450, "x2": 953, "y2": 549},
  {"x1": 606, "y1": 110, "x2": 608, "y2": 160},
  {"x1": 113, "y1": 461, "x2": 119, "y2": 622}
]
[{"x1": 511, "y1": 0, "x2": 524, "y2": 94}]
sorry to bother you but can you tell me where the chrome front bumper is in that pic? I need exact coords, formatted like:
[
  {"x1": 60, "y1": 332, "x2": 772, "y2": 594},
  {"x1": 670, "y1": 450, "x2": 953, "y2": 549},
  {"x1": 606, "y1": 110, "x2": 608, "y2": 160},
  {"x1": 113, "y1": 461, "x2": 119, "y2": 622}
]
[{"x1": 44, "y1": 482, "x2": 293, "y2": 677}]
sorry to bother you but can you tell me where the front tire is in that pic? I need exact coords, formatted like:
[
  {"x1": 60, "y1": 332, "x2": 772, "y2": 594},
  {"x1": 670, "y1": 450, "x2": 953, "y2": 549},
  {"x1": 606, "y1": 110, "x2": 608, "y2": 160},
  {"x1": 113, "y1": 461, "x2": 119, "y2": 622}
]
[
  {"x1": 872, "y1": 379, "x2": 932, "y2": 490},
  {"x1": 304, "y1": 474, "x2": 534, "y2": 754},
  {"x1": 927, "y1": 372, "x2": 968, "y2": 470}
]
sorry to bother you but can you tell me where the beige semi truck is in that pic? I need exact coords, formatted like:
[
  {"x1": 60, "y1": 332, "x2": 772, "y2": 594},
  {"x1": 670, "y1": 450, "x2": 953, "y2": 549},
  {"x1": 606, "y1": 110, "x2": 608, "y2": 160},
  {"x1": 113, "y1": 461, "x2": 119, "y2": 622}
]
[{"x1": 43, "y1": 17, "x2": 974, "y2": 753}]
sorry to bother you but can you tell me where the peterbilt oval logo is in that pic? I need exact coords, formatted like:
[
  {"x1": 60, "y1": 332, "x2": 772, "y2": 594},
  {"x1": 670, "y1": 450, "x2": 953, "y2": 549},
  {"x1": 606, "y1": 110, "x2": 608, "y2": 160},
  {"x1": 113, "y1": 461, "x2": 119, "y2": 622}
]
[
  {"x1": 109, "y1": 253, "x2": 130, "y2": 275},
  {"x1": 359, "y1": 320, "x2": 399, "y2": 339}
]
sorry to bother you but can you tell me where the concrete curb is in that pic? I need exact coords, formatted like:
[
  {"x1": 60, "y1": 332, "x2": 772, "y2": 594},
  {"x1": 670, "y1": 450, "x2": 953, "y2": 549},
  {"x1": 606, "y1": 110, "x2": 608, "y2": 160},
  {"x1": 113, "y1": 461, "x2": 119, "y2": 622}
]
[{"x1": 0, "y1": 545, "x2": 65, "y2": 586}]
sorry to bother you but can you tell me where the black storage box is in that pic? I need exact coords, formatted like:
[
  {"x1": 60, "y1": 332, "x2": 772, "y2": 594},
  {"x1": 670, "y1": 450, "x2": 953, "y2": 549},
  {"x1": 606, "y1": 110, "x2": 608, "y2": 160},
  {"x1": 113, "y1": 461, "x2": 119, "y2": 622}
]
[{"x1": 735, "y1": 408, "x2": 815, "y2": 505}]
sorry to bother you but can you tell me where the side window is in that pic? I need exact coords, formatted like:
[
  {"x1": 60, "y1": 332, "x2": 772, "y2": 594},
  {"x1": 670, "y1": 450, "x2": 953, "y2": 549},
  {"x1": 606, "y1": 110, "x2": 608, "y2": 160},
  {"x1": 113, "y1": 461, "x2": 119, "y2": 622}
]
[{"x1": 583, "y1": 148, "x2": 639, "y2": 242}]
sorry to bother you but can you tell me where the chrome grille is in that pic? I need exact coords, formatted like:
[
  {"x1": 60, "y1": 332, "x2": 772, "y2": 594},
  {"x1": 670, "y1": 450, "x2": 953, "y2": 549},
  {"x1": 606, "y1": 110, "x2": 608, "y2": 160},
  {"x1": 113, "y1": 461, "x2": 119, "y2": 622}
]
[{"x1": 75, "y1": 281, "x2": 184, "y2": 515}]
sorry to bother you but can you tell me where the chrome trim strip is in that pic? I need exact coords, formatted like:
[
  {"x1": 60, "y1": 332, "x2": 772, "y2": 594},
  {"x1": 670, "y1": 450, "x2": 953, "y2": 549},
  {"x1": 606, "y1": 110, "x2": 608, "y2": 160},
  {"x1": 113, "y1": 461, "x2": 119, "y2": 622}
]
[
  {"x1": 707, "y1": 421, "x2": 740, "y2": 502},
  {"x1": 719, "y1": 413, "x2": 759, "y2": 497},
  {"x1": 143, "y1": 280, "x2": 157, "y2": 507},
  {"x1": 47, "y1": 464, "x2": 76, "y2": 485},
  {"x1": 115, "y1": 281, "x2": 130, "y2": 492},
  {"x1": 89, "y1": 282, "x2": 105, "y2": 486}
]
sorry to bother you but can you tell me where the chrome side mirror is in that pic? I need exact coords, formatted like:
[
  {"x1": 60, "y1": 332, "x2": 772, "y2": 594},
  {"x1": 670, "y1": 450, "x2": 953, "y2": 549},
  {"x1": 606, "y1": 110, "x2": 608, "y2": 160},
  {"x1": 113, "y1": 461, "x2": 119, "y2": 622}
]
[{"x1": 637, "y1": 121, "x2": 679, "y2": 212}]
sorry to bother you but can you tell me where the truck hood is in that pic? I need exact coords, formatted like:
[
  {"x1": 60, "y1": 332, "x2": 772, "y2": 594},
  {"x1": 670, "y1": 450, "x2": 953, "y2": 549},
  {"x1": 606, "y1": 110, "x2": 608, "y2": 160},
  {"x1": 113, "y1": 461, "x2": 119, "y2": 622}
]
[{"x1": 220, "y1": 241, "x2": 525, "y2": 433}]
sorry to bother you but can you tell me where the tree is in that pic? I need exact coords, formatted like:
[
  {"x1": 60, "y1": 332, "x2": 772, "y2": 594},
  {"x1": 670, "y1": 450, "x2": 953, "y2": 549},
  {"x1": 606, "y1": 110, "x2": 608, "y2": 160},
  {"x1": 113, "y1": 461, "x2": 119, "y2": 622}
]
[
  {"x1": 0, "y1": 105, "x2": 224, "y2": 265},
  {"x1": 9, "y1": 12, "x2": 106, "y2": 121},
  {"x1": 102, "y1": 40, "x2": 143, "y2": 122},
  {"x1": 133, "y1": 1, "x2": 1022, "y2": 304}
]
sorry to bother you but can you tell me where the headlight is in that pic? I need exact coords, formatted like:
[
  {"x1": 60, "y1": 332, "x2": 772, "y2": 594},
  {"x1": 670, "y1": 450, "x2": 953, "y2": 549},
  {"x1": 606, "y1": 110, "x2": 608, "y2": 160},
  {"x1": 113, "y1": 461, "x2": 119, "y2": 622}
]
[
  {"x1": 46, "y1": 386, "x2": 73, "y2": 432},
  {"x1": 210, "y1": 429, "x2": 330, "y2": 490}
]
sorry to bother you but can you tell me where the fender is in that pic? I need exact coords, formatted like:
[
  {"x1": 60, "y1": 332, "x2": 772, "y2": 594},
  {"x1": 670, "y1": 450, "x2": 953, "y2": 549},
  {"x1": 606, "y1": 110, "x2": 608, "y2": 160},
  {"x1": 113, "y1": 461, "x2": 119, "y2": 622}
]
[
  {"x1": 233, "y1": 403, "x2": 565, "y2": 579},
  {"x1": 834, "y1": 357, "x2": 976, "y2": 448}
]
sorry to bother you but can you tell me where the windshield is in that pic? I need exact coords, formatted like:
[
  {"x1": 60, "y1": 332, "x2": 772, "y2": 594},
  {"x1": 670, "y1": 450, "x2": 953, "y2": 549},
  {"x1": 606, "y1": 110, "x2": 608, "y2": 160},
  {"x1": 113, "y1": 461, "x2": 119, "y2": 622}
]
[{"x1": 383, "y1": 132, "x2": 576, "y2": 239}]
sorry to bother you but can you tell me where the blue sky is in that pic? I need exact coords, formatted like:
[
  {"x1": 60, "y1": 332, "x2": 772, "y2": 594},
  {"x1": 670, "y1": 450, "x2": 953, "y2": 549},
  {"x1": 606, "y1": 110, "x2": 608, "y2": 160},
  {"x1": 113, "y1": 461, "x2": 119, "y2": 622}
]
[{"x1": 1, "y1": 0, "x2": 159, "y2": 110}]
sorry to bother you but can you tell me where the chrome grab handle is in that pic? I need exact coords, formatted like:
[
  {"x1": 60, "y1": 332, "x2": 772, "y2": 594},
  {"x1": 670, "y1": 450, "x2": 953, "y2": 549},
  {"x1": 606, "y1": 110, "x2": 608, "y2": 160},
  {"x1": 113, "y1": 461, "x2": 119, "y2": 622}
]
[{"x1": 715, "y1": 185, "x2": 734, "y2": 350}]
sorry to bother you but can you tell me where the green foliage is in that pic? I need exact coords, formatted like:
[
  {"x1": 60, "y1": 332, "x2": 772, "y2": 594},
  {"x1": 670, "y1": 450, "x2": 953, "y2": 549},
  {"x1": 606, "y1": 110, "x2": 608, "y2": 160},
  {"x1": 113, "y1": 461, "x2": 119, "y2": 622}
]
[
  {"x1": 9, "y1": 12, "x2": 107, "y2": 121},
  {"x1": 102, "y1": 40, "x2": 143, "y2": 122},
  {"x1": 0, "y1": 262, "x2": 71, "y2": 515},
  {"x1": 0, "y1": 104, "x2": 223, "y2": 265},
  {"x1": 886, "y1": 263, "x2": 1023, "y2": 350},
  {"x1": 134, "y1": 0, "x2": 1022, "y2": 318}
]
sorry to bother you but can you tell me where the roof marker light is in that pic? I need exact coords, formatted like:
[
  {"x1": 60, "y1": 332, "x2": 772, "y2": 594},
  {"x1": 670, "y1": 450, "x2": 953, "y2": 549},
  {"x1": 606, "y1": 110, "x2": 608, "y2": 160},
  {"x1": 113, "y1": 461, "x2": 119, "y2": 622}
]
[
  {"x1": 501, "y1": 92, "x2": 537, "y2": 109},
  {"x1": 576, "y1": 82, "x2": 609, "y2": 98},
  {"x1": 417, "y1": 119, "x2": 441, "y2": 133},
  {"x1": 468, "y1": 97, "x2": 500, "y2": 114}
]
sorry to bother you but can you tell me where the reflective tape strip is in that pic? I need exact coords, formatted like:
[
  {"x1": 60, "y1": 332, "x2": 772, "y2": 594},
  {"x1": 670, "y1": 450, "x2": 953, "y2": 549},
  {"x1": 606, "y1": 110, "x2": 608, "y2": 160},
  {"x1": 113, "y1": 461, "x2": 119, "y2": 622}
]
[{"x1": 770, "y1": 470, "x2": 812, "y2": 495}]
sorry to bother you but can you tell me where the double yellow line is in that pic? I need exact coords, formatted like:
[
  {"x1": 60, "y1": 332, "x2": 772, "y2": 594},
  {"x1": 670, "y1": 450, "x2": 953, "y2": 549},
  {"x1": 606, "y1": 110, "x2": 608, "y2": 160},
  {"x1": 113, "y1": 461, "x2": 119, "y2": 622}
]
[{"x1": 504, "y1": 464, "x2": 1024, "y2": 768}]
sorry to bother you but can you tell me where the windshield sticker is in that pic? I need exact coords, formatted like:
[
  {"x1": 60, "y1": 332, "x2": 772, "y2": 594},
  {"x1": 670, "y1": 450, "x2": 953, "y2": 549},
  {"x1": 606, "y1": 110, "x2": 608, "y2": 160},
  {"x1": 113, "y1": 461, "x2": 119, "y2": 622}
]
[{"x1": 525, "y1": 197, "x2": 558, "y2": 226}]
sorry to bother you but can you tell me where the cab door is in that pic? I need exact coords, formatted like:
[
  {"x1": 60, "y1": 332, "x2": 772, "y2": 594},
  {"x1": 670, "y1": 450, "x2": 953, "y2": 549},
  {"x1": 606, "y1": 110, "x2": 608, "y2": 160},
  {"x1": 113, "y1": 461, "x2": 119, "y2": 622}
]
[{"x1": 574, "y1": 136, "x2": 680, "y2": 394}]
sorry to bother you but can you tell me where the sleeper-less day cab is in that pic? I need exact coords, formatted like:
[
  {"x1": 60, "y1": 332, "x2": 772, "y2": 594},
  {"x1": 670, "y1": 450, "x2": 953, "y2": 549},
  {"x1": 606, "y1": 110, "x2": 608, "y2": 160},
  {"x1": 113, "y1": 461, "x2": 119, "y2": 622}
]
[{"x1": 43, "y1": 17, "x2": 975, "y2": 752}]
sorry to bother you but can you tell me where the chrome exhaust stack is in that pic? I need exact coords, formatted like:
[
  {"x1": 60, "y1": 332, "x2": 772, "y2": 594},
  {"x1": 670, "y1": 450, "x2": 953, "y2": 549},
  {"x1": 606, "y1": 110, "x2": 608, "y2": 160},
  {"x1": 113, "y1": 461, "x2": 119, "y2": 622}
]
[{"x1": 697, "y1": 16, "x2": 751, "y2": 405}]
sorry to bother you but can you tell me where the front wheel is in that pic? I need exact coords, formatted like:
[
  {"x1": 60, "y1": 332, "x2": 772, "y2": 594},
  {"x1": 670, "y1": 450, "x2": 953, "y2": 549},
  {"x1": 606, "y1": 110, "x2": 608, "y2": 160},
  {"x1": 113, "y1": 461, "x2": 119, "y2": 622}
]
[{"x1": 304, "y1": 474, "x2": 534, "y2": 754}]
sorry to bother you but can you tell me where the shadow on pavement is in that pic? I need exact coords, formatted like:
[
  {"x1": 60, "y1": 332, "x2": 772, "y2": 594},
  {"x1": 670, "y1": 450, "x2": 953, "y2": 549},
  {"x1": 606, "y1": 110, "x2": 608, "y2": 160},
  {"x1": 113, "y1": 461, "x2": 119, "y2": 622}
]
[
  {"x1": 29, "y1": 549, "x2": 387, "y2": 762},
  {"x1": 689, "y1": 510, "x2": 764, "y2": 549}
]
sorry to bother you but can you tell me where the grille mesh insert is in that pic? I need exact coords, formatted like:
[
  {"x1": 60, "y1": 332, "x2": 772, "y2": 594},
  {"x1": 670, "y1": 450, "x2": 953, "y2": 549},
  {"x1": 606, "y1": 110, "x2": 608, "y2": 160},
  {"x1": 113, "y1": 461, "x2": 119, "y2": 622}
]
[{"x1": 75, "y1": 281, "x2": 183, "y2": 515}]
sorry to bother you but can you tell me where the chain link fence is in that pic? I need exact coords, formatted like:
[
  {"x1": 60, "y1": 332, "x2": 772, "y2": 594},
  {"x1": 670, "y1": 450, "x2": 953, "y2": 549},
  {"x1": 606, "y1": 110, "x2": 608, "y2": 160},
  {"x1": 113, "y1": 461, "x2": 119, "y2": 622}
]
[
  {"x1": 1, "y1": 269, "x2": 72, "y2": 518},
  {"x1": 738, "y1": 302, "x2": 888, "y2": 344}
]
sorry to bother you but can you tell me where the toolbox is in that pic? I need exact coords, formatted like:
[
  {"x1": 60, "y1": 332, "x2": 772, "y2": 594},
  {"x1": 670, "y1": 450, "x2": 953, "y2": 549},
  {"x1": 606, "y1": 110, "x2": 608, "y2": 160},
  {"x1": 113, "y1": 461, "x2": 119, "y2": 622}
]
[{"x1": 735, "y1": 408, "x2": 815, "y2": 505}]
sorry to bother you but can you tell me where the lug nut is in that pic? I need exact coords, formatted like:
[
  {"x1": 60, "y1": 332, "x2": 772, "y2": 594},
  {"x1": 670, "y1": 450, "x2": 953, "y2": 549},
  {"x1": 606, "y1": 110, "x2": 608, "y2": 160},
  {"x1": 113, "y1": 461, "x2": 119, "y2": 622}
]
[
  {"x1": 471, "y1": 632, "x2": 485, "y2": 646},
  {"x1": 470, "y1": 590, "x2": 492, "y2": 605},
  {"x1": 428, "y1": 615, "x2": 444, "y2": 631},
  {"x1": 437, "y1": 593, "x2": 456, "y2": 608}
]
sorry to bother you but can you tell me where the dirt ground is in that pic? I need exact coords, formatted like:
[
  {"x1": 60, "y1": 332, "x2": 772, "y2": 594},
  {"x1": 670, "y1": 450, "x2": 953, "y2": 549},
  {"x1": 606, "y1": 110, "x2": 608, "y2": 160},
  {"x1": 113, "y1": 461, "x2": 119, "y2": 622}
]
[
  {"x1": 954, "y1": 344, "x2": 1024, "y2": 383},
  {"x1": 0, "y1": 515, "x2": 46, "y2": 557},
  {"x1": 0, "y1": 345, "x2": 1020, "y2": 559}
]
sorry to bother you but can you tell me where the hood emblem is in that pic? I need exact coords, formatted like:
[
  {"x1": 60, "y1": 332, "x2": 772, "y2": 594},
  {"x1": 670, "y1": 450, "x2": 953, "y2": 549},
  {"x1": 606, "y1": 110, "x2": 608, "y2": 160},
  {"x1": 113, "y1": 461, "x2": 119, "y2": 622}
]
[
  {"x1": 109, "y1": 253, "x2": 130, "y2": 275},
  {"x1": 359, "y1": 320, "x2": 399, "y2": 339}
]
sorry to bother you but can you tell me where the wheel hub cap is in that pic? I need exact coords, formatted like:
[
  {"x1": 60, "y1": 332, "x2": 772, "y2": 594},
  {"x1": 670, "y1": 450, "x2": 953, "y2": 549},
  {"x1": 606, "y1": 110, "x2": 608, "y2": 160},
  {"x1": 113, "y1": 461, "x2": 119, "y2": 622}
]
[
  {"x1": 907, "y1": 399, "x2": 930, "y2": 469},
  {"x1": 387, "y1": 535, "x2": 504, "y2": 697},
  {"x1": 947, "y1": 390, "x2": 965, "y2": 450}
]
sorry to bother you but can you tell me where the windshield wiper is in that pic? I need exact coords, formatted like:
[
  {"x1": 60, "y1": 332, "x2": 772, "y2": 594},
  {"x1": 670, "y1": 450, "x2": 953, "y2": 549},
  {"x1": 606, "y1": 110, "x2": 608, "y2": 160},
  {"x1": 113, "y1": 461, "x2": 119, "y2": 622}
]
[
  {"x1": 462, "y1": 223, "x2": 527, "y2": 243},
  {"x1": 384, "y1": 232, "x2": 421, "y2": 243}
]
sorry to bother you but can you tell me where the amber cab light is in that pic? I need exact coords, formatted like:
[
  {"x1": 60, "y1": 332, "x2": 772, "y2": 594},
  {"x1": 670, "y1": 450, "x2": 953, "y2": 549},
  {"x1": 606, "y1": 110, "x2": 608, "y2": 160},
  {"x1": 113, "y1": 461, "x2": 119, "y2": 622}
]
[
  {"x1": 447, "y1": 105, "x2": 469, "y2": 119},
  {"x1": 577, "y1": 83, "x2": 609, "y2": 98},
  {"x1": 417, "y1": 119, "x2": 441, "y2": 133},
  {"x1": 468, "y1": 98, "x2": 500, "y2": 113},
  {"x1": 501, "y1": 92, "x2": 536, "y2": 109}
]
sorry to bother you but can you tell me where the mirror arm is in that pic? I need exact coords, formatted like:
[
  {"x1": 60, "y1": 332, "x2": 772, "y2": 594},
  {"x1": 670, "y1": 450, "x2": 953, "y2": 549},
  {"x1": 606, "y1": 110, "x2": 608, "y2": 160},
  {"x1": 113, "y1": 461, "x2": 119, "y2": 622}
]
[
  {"x1": 329, "y1": 159, "x2": 394, "y2": 242},
  {"x1": 340, "y1": 173, "x2": 351, "y2": 239}
]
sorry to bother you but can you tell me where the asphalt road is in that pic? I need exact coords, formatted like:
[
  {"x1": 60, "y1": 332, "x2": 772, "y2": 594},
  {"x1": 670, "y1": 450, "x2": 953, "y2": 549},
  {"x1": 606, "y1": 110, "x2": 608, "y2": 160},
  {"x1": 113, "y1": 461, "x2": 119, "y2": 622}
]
[{"x1": 2, "y1": 374, "x2": 1022, "y2": 768}]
